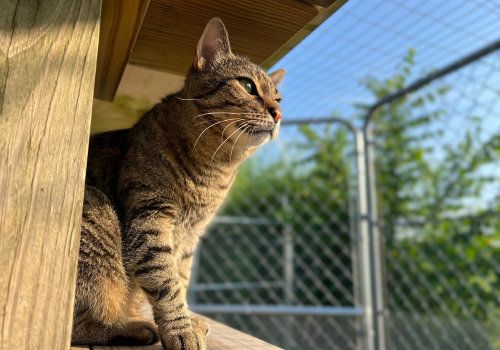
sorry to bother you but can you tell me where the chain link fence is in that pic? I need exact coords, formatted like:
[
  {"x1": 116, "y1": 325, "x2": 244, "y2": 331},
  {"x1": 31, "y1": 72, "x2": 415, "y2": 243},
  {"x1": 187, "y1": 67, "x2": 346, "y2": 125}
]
[
  {"x1": 372, "y1": 45, "x2": 500, "y2": 350},
  {"x1": 188, "y1": 1, "x2": 500, "y2": 349},
  {"x1": 89, "y1": 0, "x2": 500, "y2": 348},
  {"x1": 189, "y1": 121, "x2": 365, "y2": 350}
]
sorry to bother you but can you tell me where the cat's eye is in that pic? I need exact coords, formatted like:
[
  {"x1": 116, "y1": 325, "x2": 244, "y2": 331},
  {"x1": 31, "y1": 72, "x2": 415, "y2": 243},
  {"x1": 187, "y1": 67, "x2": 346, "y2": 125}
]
[
  {"x1": 238, "y1": 78, "x2": 257, "y2": 95},
  {"x1": 275, "y1": 99, "x2": 282, "y2": 104}
]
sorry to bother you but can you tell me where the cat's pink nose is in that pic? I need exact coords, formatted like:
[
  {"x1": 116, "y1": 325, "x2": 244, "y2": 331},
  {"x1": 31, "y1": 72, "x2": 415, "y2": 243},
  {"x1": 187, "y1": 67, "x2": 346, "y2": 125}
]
[{"x1": 270, "y1": 109, "x2": 282, "y2": 123}]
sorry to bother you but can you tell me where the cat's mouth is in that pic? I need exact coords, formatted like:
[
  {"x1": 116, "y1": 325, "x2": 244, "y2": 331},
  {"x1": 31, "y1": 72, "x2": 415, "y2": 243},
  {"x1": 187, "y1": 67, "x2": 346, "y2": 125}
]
[
  {"x1": 238, "y1": 120, "x2": 278, "y2": 146},
  {"x1": 251, "y1": 128, "x2": 273, "y2": 135}
]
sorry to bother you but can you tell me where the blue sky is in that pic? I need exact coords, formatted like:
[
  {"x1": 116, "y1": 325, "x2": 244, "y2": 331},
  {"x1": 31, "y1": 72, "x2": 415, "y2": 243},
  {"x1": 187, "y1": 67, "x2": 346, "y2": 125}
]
[
  {"x1": 271, "y1": 0, "x2": 500, "y2": 124},
  {"x1": 255, "y1": 0, "x2": 500, "y2": 211}
]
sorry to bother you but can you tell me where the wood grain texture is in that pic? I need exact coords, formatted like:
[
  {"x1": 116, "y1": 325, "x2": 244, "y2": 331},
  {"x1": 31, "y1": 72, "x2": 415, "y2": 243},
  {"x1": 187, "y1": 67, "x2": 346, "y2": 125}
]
[
  {"x1": 302, "y1": 0, "x2": 338, "y2": 7},
  {"x1": 204, "y1": 316, "x2": 282, "y2": 350},
  {"x1": 129, "y1": 0, "x2": 319, "y2": 75},
  {"x1": 0, "y1": 0, "x2": 101, "y2": 349},
  {"x1": 94, "y1": 0, "x2": 150, "y2": 101},
  {"x1": 261, "y1": 0, "x2": 349, "y2": 70},
  {"x1": 91, "y1": 316, "x2": 282, "y2": 350}
]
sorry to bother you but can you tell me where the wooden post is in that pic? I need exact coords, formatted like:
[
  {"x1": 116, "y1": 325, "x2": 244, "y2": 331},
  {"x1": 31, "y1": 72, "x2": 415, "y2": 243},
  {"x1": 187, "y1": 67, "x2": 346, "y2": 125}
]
[{"x1": 0, "y1": 1, "x2": 101, "y2": 349}]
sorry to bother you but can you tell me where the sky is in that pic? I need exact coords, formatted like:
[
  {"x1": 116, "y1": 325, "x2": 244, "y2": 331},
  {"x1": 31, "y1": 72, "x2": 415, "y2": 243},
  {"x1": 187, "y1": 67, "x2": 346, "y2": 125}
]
[
  {"x1": 256, "y1": 0, "x2": 500, "y2": 211},
  {"x1": 271, "y1": 0, "x2": 500, "y2": 123}
]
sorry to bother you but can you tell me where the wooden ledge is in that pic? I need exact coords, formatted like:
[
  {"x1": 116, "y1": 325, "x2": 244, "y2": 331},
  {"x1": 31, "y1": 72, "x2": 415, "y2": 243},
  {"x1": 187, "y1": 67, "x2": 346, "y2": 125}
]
[{"x1": 71, "y1": 317, "x2": 282, "y2": 350}]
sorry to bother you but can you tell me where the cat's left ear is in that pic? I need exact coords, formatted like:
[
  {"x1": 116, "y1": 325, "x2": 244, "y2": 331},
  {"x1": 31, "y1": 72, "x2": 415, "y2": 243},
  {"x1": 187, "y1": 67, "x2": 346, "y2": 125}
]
[
  {"x1": 268, "y1": 69, "x2": 286, "y2": 86},
  {"x1": 195, "y1": 17, "x2": 233, "y2": 71}
]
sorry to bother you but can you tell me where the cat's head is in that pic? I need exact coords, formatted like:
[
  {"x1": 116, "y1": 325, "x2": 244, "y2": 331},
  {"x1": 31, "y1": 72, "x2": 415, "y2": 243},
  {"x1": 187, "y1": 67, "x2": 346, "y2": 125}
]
[{"x1": 181, "y1": 17, "x2": 285, "y2": 160}]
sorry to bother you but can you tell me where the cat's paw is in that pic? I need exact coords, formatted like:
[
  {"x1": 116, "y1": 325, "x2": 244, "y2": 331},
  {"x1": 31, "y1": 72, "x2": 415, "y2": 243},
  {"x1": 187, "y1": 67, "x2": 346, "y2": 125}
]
[
  {"x1": 109, "y1": 320, "x2": 160, "y2": 345},
  {"x1": 191, "y1": 316, "x2": 210, "y2": 336},
  {"x1": 161, "y1": 326, "x2": 206, "y2": 350}
]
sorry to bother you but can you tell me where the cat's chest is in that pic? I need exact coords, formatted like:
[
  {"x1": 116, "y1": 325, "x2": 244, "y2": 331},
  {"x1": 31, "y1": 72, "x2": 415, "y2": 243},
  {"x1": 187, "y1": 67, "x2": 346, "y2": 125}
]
[{"x1": 178, "y1": 187, "x2": 228, "y2": 228}]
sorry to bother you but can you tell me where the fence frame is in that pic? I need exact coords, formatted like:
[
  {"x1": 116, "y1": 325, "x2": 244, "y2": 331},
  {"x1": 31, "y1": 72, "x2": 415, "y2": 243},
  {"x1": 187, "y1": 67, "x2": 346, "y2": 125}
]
[
  {"x1": 190, "y1": 118, "x2": 377, "y2": 350},
  {"x1": 189, "y1": 36, "x2": 500, "y2": 350},
  {"x1": 362, "y1": 37, "x2": 500, "y2": 350}
]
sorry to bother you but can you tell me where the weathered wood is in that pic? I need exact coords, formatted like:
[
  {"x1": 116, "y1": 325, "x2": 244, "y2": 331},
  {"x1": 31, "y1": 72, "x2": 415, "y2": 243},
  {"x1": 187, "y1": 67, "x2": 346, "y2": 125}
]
[
  {"x1": 0, "y1": 0, "x2": 101, "y2": 349},
  {"x1": 261, "y1": 0, "x2": 349, "y2": 70},
  {"x1": 302, "y1": 0, "x2": 338, "y2": 8},
  {"x1": 92, "y1": 345, "x2": 163, "y2": 350},
  {"x1": 92, "y1": 0, "x2": 351, "y2": 102},
  {"x1": 129, "y1": 0, "x2": 319, "y2": 74},
  {"x1": 204, "y1": 317, "x2": 282, "y2": 350},
  {"x1": 94, "y1": 0, "x2": 150, "y2": 101},
  {"x1": 91, "y1": 316, "x2": 282, "y2": 350}
]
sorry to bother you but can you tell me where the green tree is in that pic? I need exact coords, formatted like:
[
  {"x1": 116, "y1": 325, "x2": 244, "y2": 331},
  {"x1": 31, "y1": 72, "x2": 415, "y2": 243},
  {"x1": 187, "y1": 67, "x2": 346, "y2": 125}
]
[
  {"x1": 357, "y1": 50, "x2": 500, "y2": 324},
  {"x1": 205, "y1": 50, "x2": 500, "y2": 342}
]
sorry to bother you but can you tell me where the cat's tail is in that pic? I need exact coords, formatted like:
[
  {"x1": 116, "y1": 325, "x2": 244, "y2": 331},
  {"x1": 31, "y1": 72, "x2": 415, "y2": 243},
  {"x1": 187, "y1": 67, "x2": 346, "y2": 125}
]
[{"x1": 72, "y1": 186, "x2": 158, "y2": 345}]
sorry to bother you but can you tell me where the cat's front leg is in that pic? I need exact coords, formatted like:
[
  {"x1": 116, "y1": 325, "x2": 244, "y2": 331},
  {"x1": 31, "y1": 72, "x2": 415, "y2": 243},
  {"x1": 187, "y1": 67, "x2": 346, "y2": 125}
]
[
  {"x1": 125, "y1": 214, "x2": 206, "y2": 350},
  {"x1": 178, "y1": 248, "x2": 210, "y2": 337}
]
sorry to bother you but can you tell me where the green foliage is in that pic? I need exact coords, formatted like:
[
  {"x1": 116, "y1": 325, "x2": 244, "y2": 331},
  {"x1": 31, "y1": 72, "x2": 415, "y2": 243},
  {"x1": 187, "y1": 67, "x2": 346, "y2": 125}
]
[
  {"x1": 91, "y1": 94, "x2": 153, "y2": 134},
  {"x1": 213, "y1": 49, "x2": 500, "y2": 332},
  {"x1": 357, "y1": 50, "x2": 500, "y2": 324},
  {"x1": 218, "y1": 124, "x2": 355, "y2": 306}
]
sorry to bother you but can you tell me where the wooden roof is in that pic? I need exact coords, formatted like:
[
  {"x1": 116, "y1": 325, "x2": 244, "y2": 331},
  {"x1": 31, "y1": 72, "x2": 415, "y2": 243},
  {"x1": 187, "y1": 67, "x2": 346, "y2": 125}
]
[{"x1": 94, "y1": 0, "x2": 348, "y2": 101}]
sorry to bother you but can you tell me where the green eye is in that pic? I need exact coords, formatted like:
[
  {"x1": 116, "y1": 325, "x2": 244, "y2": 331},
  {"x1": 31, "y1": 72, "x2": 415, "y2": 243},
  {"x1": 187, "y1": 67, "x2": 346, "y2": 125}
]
[{"x1": 238, "y1": 78, "x2": 256, "y2": 95}]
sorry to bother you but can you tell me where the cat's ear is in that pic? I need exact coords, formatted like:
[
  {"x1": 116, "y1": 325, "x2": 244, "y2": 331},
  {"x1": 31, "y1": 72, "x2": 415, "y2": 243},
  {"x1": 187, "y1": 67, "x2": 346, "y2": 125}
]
[
  {"x1": 195, "y1": 17, "x2": 233, "y2": 71},
  {"x1": 268, "y1": 69, "x2": 286, "y2": 86}
]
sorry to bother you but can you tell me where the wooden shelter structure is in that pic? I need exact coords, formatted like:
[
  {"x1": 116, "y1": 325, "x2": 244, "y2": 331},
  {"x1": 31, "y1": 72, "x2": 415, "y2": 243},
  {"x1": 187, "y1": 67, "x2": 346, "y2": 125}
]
[{"x1": 0, "y1": 0, "x2": 347, "y2": 349}]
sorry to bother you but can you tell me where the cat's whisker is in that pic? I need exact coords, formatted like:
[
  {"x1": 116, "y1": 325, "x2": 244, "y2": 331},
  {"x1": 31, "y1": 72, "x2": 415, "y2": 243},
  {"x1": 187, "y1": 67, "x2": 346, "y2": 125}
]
[
  {"x1": 194, "y1": 118, "x2": 239, "y2": 127},
  {"x1": 220, "y1": 119, "x2": 248, "y2": 142},
  {"x1": 192, "y1": 118, "x2": 244, "y2": 151},
  {"x1": 175, "y1": 96, "x2": 203, "y2": 101},
  {"x1": 211, "y1": 125, "x2": 247, "y2": 163},
  {"x1": 230, "y1": 123, "x2": 252, "y2": 164},
  {"x1": 193, "y1": 112, "x2": 250, "y2": 120},
  {"x1": 194, "y1": 113, "x2": 250, "y2": 127}
]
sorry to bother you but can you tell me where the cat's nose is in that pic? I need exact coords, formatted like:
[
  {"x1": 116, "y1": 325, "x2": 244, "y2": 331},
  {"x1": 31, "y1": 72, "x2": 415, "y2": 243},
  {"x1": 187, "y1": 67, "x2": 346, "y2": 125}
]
[{"x1": 269, "y1": 108, "x2": 282, "y2": 123}]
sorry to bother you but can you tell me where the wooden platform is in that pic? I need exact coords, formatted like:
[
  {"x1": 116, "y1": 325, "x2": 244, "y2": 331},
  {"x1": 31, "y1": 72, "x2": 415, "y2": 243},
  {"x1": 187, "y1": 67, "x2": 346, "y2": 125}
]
[{"x1": 71, "y1": 317, "x2": 282, "y2": 350}]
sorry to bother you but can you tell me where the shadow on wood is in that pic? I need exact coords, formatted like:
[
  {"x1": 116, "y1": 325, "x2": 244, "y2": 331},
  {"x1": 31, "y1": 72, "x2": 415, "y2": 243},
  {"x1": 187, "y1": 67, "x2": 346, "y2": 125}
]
[{"x1": 78, "y1": 316, "x2": 282, "y2": 350}]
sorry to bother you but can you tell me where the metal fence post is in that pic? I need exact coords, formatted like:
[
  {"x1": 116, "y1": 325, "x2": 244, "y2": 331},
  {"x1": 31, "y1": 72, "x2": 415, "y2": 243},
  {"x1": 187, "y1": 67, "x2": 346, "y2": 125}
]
[
  {"x1": 364, "y1": 126, "x2": 387, "y2": 350},
  {"x1": 360, "y1": 38, "x2": 500, "y2": 350},
  {"x1": 349, "y1": 176, "x2": 364, "y2": 350},
  {"x1": 282, "y1": 118, "x2": 378, "y2": 350},
  {"x1": 354, "y1": 129, "x2": 377, "y2": 350},
  {"x1": 282, "y1": 195, "x2": 295, "y2": 350}
]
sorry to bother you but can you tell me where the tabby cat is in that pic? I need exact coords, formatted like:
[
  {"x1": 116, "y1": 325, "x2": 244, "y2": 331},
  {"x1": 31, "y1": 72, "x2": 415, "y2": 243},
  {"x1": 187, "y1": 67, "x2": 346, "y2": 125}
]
[{"x1": 71, "y1": 17, "x2": 285, "y2": 350}]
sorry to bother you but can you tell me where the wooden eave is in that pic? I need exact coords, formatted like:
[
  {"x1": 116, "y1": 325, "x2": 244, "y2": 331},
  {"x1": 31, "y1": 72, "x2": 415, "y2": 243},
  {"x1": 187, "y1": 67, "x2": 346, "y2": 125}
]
[{"x1": 94, "y1": 0, "x2": 348, "y2": 101}]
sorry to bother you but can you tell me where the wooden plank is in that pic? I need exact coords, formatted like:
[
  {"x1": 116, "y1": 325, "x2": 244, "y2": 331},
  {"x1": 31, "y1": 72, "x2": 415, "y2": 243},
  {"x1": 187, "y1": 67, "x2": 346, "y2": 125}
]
[
  {"x1": 92, "y1": 345, "x2": 163, "y2": 350},
  {"x1": 94, "y1": 0, "x2": 150, "y2": 101},
  {"x1": 91, "y1": 316, "x2": 282, "y2": 350},
  {"x1": 261, "y1": 0, "x2": 350, "y2": 70},
  {"x1": 204, "y1": 317, "x2": 282, "y2": 350},
  {"x1": 0, "y1": 0, "x2": 101, "y2": 349},
  {"x1": 302, "y1": 0, "x2": 338, "y2": 7},
  {"x1": 129, "y1": 0, "x2": 319, "y2": 75},
  {"x1": 90, "y1": 65, "x2": 185, "y2": 135}
]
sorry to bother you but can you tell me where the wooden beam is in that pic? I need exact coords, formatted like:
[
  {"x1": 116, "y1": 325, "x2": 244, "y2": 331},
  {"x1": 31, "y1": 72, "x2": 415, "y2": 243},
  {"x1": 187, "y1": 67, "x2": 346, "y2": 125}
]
[
  {"x1": 204, "y1": 316, "x2": 282, "y2": 350},
  {"x1": 129, "y1": 0, "x2": 319, "y2": 75},
  {"x1": 301, "y1": 0, "x2": 338, "y2": 8},
  {"x1": 94, "y1": 0, "x2": 150, "y2": 101},
  {"x1": 91, "y1": 316, "x2": 282, "y2": 350},
  {"x1": 0, "y1": 0, "x2": 101, "y2": 349},
  {"x1": 261, "y1": 0, "x2": 349, "y2": 70}
]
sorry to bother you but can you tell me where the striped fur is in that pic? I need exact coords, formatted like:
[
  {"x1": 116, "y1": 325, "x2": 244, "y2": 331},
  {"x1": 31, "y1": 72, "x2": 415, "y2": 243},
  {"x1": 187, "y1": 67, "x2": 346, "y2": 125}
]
[{"x1": 72, "y1": 17, "x2": 284, "y2": 350}]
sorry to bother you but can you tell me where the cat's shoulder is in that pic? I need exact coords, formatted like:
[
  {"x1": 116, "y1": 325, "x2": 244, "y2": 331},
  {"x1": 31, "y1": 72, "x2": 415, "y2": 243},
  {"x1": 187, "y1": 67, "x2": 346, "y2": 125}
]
[
  {"x1": 90, "y1": 129, "x2": 130, "y2": 149},
  {"x1": 88, "y1": 129, "x2": 131, "y2": 168}
]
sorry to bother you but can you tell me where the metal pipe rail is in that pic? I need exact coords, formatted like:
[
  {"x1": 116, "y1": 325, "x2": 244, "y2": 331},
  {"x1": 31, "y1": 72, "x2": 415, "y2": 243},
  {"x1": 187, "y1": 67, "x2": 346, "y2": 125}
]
[
  {"x1": 190, "y1": 304, "x2": 365, "y2": 317},
  {"x1": 360, "y1": 37, "x2": 500, "y2": 350}
]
